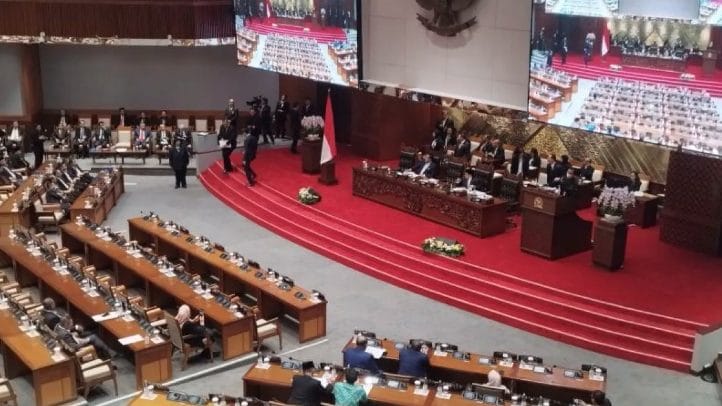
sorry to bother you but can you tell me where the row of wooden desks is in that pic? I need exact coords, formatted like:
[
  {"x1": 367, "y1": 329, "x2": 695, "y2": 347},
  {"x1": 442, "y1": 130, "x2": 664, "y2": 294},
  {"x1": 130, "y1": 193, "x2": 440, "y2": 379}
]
[
  {"x1": 0, "y1": 308, "x2": 77, "y2": 406},
  {"x1": 352, "y1": 168, "x2": 508, "y2": 238},
  {"x1": 59, "y1": 223, "x2": 255, "y2": 361},
  {"x1": 127, "y1": 217, "x2": 327, "y2": 343},
  {"x1": 0, "y1": 238, "x2": 173, "y2": 392},
  {"x1": 243, "y1": 363, "x2": 513, "y2": 406},
  {"x1": 0, "y1": 163, "x2": 53, "y2": 236},
  {"x1": 346, "y1": 338, "x2": 605, "y2": 403},
  {"x1": 69, "y1": 168, "x2": 125, "y2": 225}
]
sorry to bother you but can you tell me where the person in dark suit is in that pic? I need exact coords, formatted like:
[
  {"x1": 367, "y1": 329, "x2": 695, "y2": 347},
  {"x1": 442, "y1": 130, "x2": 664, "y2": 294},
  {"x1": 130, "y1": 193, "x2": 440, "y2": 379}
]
[
  {"x1": 529, "y1": 148, "x2": 541, "y2": 170},
  {"x1": 455, "y1": 169, "x2": 480, "y2": 190},
  {"x1": 260, "y1": 97, "x2": 274, "y2": 144},
  {"x1": 398, "y1": 342, "x2": 429, "y2": 378},
  {"x1": 477, "y1": 135, "x2": 493, "y2": 154},
  {"x1": 113, "y1": 107, "x2": 129, "y2": 128},
  {"x1": 289, "y1": 102, "x2": 302, "y2": 153},
  {"x1": 342, "y1": 335, "x2": 379, "y2": 374},
  {"x1": 580, "y1": 158, "x2": 595, "y2": 181},
  {"x1": 274, "y1": 94, "x2": 289, "y2": 139},
  {"x1": 628, "y1": 171, "x2": 642, "y2": 191},
  {"x1": 136, "y1": 112, "x2": 150, "y2": 127},
  {"x1": 453, "y1": 133, "x2": 472, "y2": 160},
  {"x1": 5, "y1": 121, "x2": 24, "y2": 153},
  {"x1": 29, "y1": 124, "x2": 46, "y2": 169},
  {"x1": 133, "y1": 123, "x2": 151, "y2": 150},
  {"x1": 436, "y1": 110, "x2": 455, "y2": 135},
  {"x1": 225, "y1": 99, "x2": 239, "y2": 134},
  {"x1": 444, "y1": 127, "x2": 457, "y2": 149},
  {"x1": 157, "y1": 110, "x2": 176, "y2": 128},
  {"x1": 589, "y1": 390, "x2": 612, "y2": 406},
  {"x1": 243, "y1": 111, "x2": 260, "y2": 186},
  {"x1": 301, "y1": 97, "x2": 315, "y2": 118},
  {"x1": 287, "y1": 361, "x2": 328, "y2": 406},
  {"x1": 546, "y1": 154, "x2": 559, "y2": 186},
  {"x1": 555, "y1": 168, "x2": 579, "y2": 197},
  {"x1": 169, "y1": 139, "x2": 190, "y2": 189},
  {"x1": 430, "y1": 129, "x2": 445, "y2": 152},
  {"x1": 155, "y1": 124, "x2": 172, "y2": 152},
  {"x1": 510, "y1": 146, "x2": 529, "y2": 177},
  {"x1": 74, "y1": 120, "x2": 91, "y2": 158},
  {"x1": 413, "y1": 153, "x2": 438, "y2": 178},
  {"x1": 93, "y1": 122, "x2": 111, "y2": 149},
  {"x1": 174, "y1": 125, "x2": 193, "y2": 152},
  {"x1": 41, "y1": 298, "x2": 65, "y2": 330},
  {"x1": 217, "y1": 120, "x2": 236, "y2": 173}
]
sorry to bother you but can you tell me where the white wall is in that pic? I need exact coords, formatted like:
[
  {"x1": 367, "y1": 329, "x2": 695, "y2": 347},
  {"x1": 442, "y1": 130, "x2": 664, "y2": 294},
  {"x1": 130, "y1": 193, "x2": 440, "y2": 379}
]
[
  {"x1": 0, "y1": 44, "x2": 24, "y2": 116},
  {"x1": 40, "y1": 45, "x2": 279, "y2": 111},
  {"x1": 362, "y1": 0, "x2": 532, "y2": 110}
]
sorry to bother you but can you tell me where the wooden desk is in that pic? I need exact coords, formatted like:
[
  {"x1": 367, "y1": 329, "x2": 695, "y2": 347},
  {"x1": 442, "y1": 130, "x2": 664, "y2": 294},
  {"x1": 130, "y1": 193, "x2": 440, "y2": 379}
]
[
  {"x1": 0, "y1": 238, "x2": 173, "y2": 389},
  {"x1": 59, "y1": 223, "x2": 255, "y2": 361},
  {"x1": 344, "y1": 338, "x2": 605, "y2": 403},
  {"x1": 621, "y1": 53, "x2": 687, "y2": 72},
  {"x1": 352, "y1": 168, "x2": 508, "y2": 238},
  {"x1": 128, "y1": 391, "x2": 210, "y2": 405},
  {"x1": 0, "y1": 165, "x2": 52, "y2": 236},
  {"x1": 624, "y1": 194, "x2": 659, "y2": 228},
  {"x1": 69, "y1": 169, "x2": 124, "y2": 225},
  {"x1": 127, "y1": 217, "x2": 327, "y2": 343},
  {"x1": 0, "y1": 309, "x2": 77, "y2": 406}
]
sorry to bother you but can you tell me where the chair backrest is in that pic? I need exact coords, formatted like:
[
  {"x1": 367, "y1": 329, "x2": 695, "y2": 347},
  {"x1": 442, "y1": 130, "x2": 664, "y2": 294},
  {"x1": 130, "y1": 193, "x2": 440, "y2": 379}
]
[
  {"x1": 195, "y1": 119, "x2": 208, "y2": 132},
  {"x1": 164, "y1": 312, "x2": 184, "y2": 350},
  {"x1": 177, "y1": 118, "x2": 190, "y2": 130},
  {"x1": 214, "y1": 119, "x2": 223, "y2": 133},
  {"x1": 33, "y1": 199, "x2": 44, "y2": 212},
  {"x1": 116, "y1": 129, "x2": 132, "y2": 147},
  {"x1": 146, "y1": 307, "x2": 163, "y2": 322}
]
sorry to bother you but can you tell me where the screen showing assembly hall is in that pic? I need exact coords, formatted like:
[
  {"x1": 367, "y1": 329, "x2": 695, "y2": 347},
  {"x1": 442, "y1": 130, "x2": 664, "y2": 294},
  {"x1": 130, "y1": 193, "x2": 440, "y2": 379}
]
[
  {"x1": 234, "y1": 0, "x2": 359, "y2": 87},
  {"x1": 530, "y1": 0, "x2": 722, "y2": 157}
]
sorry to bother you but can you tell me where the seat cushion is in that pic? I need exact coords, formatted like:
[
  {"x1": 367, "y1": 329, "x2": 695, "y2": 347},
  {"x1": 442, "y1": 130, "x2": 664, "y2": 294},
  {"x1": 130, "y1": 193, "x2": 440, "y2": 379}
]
[
  {"x1": 83, "y1": 364, "x2": 111, "y2": 380},
  {"x1": 81, "y1": 358, "x2": 104, "y2": 370},
  {"x1": 257, "y1": 323, "x2": 277, "y2": 336}
]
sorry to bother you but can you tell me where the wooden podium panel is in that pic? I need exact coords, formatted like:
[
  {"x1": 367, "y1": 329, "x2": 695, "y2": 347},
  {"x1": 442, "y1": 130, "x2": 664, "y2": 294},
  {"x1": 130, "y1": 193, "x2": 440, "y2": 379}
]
[{"x1": 520, "y1": 188, "x2": 592, "y2": 260}]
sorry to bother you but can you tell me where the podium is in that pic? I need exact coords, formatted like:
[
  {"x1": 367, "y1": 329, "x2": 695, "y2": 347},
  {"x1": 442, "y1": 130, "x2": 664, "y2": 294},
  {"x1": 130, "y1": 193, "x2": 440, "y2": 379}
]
[
  {"x1": 703, "y1": 50, "x2": 718, "y2": 76},
  {"x1": 520, "y1": 188, "x2": 592, "y2": 260}
]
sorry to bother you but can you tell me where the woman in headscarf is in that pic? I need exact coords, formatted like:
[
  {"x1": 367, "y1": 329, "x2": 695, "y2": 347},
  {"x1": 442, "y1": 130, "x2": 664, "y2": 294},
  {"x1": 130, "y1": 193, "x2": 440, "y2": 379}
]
[{"x1": 175, "y1": 304, "x2": 213, "y2": 357}]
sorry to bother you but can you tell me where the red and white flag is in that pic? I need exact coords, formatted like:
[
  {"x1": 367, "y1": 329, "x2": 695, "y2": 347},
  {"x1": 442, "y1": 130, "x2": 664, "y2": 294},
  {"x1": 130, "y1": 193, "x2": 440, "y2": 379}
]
[
  {"x1": 320, "y1": 92, "x2": 337, "y2": 165},
  {"x1": 601, "y1": 21, "x2": 610, "y2": 57}
]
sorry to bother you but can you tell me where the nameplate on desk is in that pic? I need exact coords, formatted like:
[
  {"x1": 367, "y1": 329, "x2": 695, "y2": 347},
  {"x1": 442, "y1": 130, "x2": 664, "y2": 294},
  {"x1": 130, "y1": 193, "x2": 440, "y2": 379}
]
[
  {"x1": 498, "y1": 360, "x2": 514, "y2": 368},
  {"x1": 92, "y1": 311, "x2": 120, "y2": 322},
  {"x1": 435, "y1": 392, "x2": 452, "y2": 400},
  {"x1": 413, "y1": 388, "x2": 429, "y2": 396},
  {"x1": 86, "y1": 289, "x2": 100, "y2": 298},
  {"x1": 151, "y1": 336, "x2": 165, "y2": 344},
  {"x1": 519, "y1": 363, "x2": 534, "y2": 371},
  {"x1": 309, "y1": 297, "x2": 323, "y2": 304},
  {"x1": 122, "y1": 314, "x2": 135, "y2": 322},
  {"x1": 51, "y1": 353, "x2": 67, "y2": 363},
  {"x1": 26, "y1": 329, "x2": 40, "y2": 338},
  {"x1": 433, "y1": 350, "x2": 448, "y2": 357},
  {"x1": 139, "y1": 393, "x2": 158, "y2": 400},
  {"x1": 255, "y1": 363, "x2": 271, "y2": 370},
  {"x1": 201, "y1": 293, "x2": 214, "y2": 300},
  {"x1": 532, "y1": 366, "x2": 547, "y2": 374},
  {"x1": 589, "y1": 375, "x2": 605, "y2": 382},
  {"x1": 118, "y1": 334, "x2": 144, "y2": 345}
]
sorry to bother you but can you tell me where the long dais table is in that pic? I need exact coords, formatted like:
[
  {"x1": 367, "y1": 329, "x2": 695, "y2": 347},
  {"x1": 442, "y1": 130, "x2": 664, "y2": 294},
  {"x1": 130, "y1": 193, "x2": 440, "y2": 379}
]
[
  {"x1": 352, "y1": 168, "x2": 508, "y2": 238},
  {"x1": 69, "y1": 168, "x2": 125, "y2": 225},
  {"x1": 343, "y1": 338, "x2": 606, "y2": 403},
  {"x1": 59, "y1": 223, "x2": 255, "y2": 361},
  {"x1": 127, "y1": 217, "x2": 327, "y2": 343},
  {"x1": 0, "y1": 238, "x2": 173, "y2": 389}
]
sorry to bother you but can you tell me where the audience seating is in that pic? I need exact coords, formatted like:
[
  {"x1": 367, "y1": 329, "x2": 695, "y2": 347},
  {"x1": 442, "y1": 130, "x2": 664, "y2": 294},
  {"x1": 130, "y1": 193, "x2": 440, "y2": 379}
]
[
  {"x1": 250, "y1": 306, "x2": 282, "y2": 352},
  {"x1": 164, "y1": 312, "x2": 214, "y2": 371},
  {"x1": 74, "y1": 346, "x2": 118, "y2": 398},
  {"x1": 0, "y1": 378, "x2": 17, "y2": 406},
  {"x1": 33, "y1": 199, "x2": 65, "y2": 231}
]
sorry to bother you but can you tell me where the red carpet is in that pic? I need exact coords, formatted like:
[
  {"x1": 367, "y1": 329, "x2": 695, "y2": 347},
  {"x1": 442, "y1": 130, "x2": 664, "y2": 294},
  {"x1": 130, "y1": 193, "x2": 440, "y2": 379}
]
[
  {"x1": 553, "y1": 54, "x2": 722, "y2": 98},
  {"x1": 246, "y1": 18, "x2": 347, "y2": 43},
  {"x1": 199, "y1": 148, "x2": 722, "y2": 371}
]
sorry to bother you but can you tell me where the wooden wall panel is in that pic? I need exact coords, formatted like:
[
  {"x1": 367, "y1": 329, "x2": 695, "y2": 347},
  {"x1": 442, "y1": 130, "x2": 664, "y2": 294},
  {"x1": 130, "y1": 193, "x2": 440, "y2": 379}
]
[{"x1": 0, "y1": 0, "x2": 234, "y2": 39}]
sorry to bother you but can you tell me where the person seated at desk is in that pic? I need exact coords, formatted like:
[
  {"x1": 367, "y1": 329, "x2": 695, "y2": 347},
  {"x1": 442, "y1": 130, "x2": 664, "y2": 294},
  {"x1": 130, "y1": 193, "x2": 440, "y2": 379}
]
[
  {"x1": 510, "y1": 146, "x2": 529, "y2": 177},
  {"x1": 580, "y1": 158, "x2": 595, "y2": 181},
  {"x1": 53, "y1": 169, "x2": 71, "y2": 191},
  {"x1": 41, "y1": 298, "x2": 66, "y2": 330},
  {"x1": 136, "y1": 112, "x2": 149, "y2": 127},
  {"x1": 53, "y1": 313, "x2": 116, "y2": 359},
  {"x1": 74, "y1": 120, "x2": 91, "y2": 158},
  {"x1": 412, "y1": 153, "x2": 438, "y2": 178},
  {"x1": 444, "y1": 127, "x2": 457, "y2": 149},
  {"x1": 45, "y1": 183, "x2": 67, "y2": 205},
  {"x1": 553, "y1": 168, "x2": 578, "y2": 197},
  {"x1": 577, "y1": 390, "x2": 612, "y2": 406},
  {"x1": 288, "y1": 361, "x2": 330, "y2": 406},
  {"x1": 155, "y1": 124, "x2": 172, "y2": 152},
  {"x1": 476, "y1": 135, "x2": 493, "y2": 155},
  {"x1": 342, "y1": 335, "x2": 379, "y2": 374},
  {"x1": 7, "y1": 151, "x2": 29, "y2": 171},
  {"x1": 430, "y1": 129, "x2": 445, "y2": 152},
  {"x1": 93, "y1": 122, "x2": 111, "y2": 149},
  {"x1": 436, "y1": 110, "x2": 455, "y2": 134},
  {"x1": 333, "y1": 368, "x2": 367, "y2": 406},
  {"x1": 483, "y1": 370, "x2": 510, "y2": 394},
  {"x1": 0, "y1": 160, "x2": 22, "y2": 186},
  {"x1": 158, "y1": 110, "x2": 174, "y2": 128},
  {"x1": 628, "y1": 171, "x2": 642, "y2": 192},
  {"x1": 52, "y1": 125, "x2": 71, "y2": 148},
  {"x1": 398, "y1": 342, "x2": 429, "y2": 378},
  {"x1": 5, "y1": 121, "x2": 24, "y2": 153},
  {"x1": 175, "y1": 304, "x2": 213, "y2": 359},
  {"x1": 455, "y1": 169, "x2": 480, "y2": 190},
  {"x1": 453, "y1": 133, "x2": 472, "y2": 160},
  {"x1": 133, "y1": 123, "x2": 151, "y2": 150},
  {"x1": 174, "y1": 124, "x2": 193, "y2": 152},
  {"x1": 485, "y1": 139, "x2": 505, "y2": 167}
]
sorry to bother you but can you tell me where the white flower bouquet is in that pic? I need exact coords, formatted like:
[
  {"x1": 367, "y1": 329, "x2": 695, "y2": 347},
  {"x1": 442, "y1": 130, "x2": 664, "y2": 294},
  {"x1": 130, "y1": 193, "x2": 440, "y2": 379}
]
[
  {"x1": 422, "y1": 237, "x2": 464, "y2": 257},
  {"x1": 301, "y1": 115, "x2": 324, "y2": 140},
  {"x1": 597, "y1": 186, "x2": 635, "y2": 216},
  {"x1": 298, "y1": 187, "x2": 321, "y2": 205}
]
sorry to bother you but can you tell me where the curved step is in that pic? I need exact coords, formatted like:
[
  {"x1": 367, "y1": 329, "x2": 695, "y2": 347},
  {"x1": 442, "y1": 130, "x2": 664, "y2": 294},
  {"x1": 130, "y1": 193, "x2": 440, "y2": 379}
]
[{"x1": 200, "y1": 168, "x2": 693, "y2": 370}]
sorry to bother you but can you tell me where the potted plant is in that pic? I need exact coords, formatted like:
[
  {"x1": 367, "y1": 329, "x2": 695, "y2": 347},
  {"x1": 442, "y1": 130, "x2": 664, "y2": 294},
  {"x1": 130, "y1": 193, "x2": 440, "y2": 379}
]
[
  {"x1": 301, "y1": 116, "x2": 324, "y2": 141},
  {"x1": 597, "y1": 186, "x2": 635, "y2": 221}
]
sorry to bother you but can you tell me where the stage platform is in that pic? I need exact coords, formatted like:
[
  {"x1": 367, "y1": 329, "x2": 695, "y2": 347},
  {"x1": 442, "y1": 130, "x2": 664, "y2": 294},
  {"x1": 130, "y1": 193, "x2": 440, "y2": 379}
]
[{"x1": 199, "y1": 147, "x2": 722, "y2": 371}]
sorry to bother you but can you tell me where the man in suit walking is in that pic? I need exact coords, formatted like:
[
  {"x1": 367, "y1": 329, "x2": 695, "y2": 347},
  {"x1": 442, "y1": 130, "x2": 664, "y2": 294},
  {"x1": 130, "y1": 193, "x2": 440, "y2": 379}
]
[
  {"x1": 29, "y1": 124, "x2": 46, "y2": 169},
  {"x1": 169, "y1": 139, "x2": 190, "y2": 189},
  {"x1": 243, "y1": 113, "x2": 259, "y2": 186},
  {"x1": 218, "y1": 119, "x2": 236, "y2": 174}
]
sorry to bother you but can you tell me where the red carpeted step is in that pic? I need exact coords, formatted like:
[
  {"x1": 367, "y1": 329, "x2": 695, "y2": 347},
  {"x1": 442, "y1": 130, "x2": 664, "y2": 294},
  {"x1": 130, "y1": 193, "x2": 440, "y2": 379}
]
[{"x1": 200, "y1": 165, "x2": 693, "y2": 370}]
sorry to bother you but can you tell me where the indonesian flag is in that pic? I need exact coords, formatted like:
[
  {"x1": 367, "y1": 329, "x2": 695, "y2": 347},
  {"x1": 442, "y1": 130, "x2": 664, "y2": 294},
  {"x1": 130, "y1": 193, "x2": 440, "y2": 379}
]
[
  {"x1": 265, "y1": 0, "x2": 272, "y2": 18},
  {"x1": 320, "y1": 93, "x2": 337, "y2": 165},
  {"x1": 601, "y1": 21, "x2": 610, "y2": 57}
]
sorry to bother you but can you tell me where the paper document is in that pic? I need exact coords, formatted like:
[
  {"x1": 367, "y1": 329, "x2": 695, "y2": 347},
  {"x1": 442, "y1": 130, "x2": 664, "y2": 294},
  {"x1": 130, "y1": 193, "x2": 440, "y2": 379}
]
[
  {"x1": 92, "y1": 311, "x2": 120, "y2": 322},
  {"x1": 365, "y1": 346, "x2": 386, "y2": 359},
  {"x1": 118, "y1": 334, "x2": 144, "y2": 345}
]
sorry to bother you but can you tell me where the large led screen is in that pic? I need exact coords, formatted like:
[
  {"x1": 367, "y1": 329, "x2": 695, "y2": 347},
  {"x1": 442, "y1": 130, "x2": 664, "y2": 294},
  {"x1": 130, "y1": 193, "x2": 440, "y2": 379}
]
[
  {"x1": 234, "y1": 0, "x2": 360, "y2": 87},
  {"x1": 529, "y1": 2, "x2": 722, "y2": 156}
]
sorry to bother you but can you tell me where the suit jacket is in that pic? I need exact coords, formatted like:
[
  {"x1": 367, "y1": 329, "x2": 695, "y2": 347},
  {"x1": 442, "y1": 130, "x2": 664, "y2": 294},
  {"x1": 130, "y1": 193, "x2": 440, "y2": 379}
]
[
  {"x1": 287, "y1": 375, "x2": 326, "y2": 406},
  {"x1": 301, "y1": 104, "x2": 315, "y2": 118},
  {"x1": 431, "y1": 136, "x2": 445, "y2": 152},
  {"x1": 225, "y1": 107, "x2": 239, "y2": 129},
  {"x1": 136, "y1": 116, "x2": 150, "y2": 127},
  {"x1": 580, "y1": 165, "x2": 594, "y2": 181},
  {"x1": 398, "y1": 348, "x2": 429, "y2": 378},
  {"x1": 437, "y1": 117, "x2": 455, "y2": 133},
  {"x1": 510, "y1": 153, "x2": 529, "y2": 175},
  {"x1": 218, "y1": 125, "x2": 237, "y2": 149},
  {"x1": 75, "y1": 127, "x2": 90, "y2": 143},
  {"x1": 243, "y1": 134, "x2": 258, "y2": 162},
  {"x1": 247, "y1": 114, "x2": 262, "y2": 137},
  {"x1": 454, "y1": 140, "x2": 471, "y2": 160},
  {"x1": 491, "y1": 146, "x2": 505, "y2": 166},
  {"x1": 275, "y1": 100, "x2": 289, "y2": 119},
  {"x1": 529, "y1": 155, "x2": 541, "y2": 169},
  {"x1": 261, "y1": 105, "x2": 272, "y2": 125},
  {"x1": 29, "y1": 128, "x2": 45, "y2": 153},
  {"x1": 94, "y1": 128, "x2": 111, "y2": 147},
  {"x1": 46, "y1": 188, "x2": 66, "y2": 204},
  {"x1": 133, "y1": 128, "x2": 151, "y2": 144},
  {"x1": 558, "y1": 175, "x2": 578, "y2": 196},
  {"x1": 169, "y1": 147, "x2": 190, "y2": 171},
  {"x1": 342, "y1": 346, "x2": 379, "y2": 374},
  {"x1": 629, "y1": 177, "x2": 641, "y2": 192},
  {"x1": 174, "y1": 129, "x2": 193, "y2": 148},
  {"x1": 156, "y1": 130, "x2": 172, "y2": 148},
  {"x1": 289, "y1": 108, "x2": 301, "y2": 135},
  {"x1": 413, "y1": 160, "x2": 439, "y2": 178}
]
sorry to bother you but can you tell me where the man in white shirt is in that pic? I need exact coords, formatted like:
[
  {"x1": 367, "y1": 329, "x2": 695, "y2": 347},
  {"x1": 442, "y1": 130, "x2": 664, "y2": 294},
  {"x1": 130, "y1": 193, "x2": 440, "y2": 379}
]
[{"x1": 7, "y1": 121, "x2": 22, "y2": 142}]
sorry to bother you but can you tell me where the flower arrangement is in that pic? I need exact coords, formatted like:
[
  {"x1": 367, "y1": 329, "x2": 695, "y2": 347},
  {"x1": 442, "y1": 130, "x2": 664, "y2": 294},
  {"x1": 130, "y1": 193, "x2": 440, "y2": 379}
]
[
  {"x1": 422, "y1": 237, "x2": 464, "y2": 257},
  {"x1": 597, "y1": 186, "x2": 636, "y2": 217},
  {"x1": 301, "y1": 115, "x2": 324, "y2": 140},
  {"x1": 298, "y1": 187, "x2": 321, "y2": 205}
]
